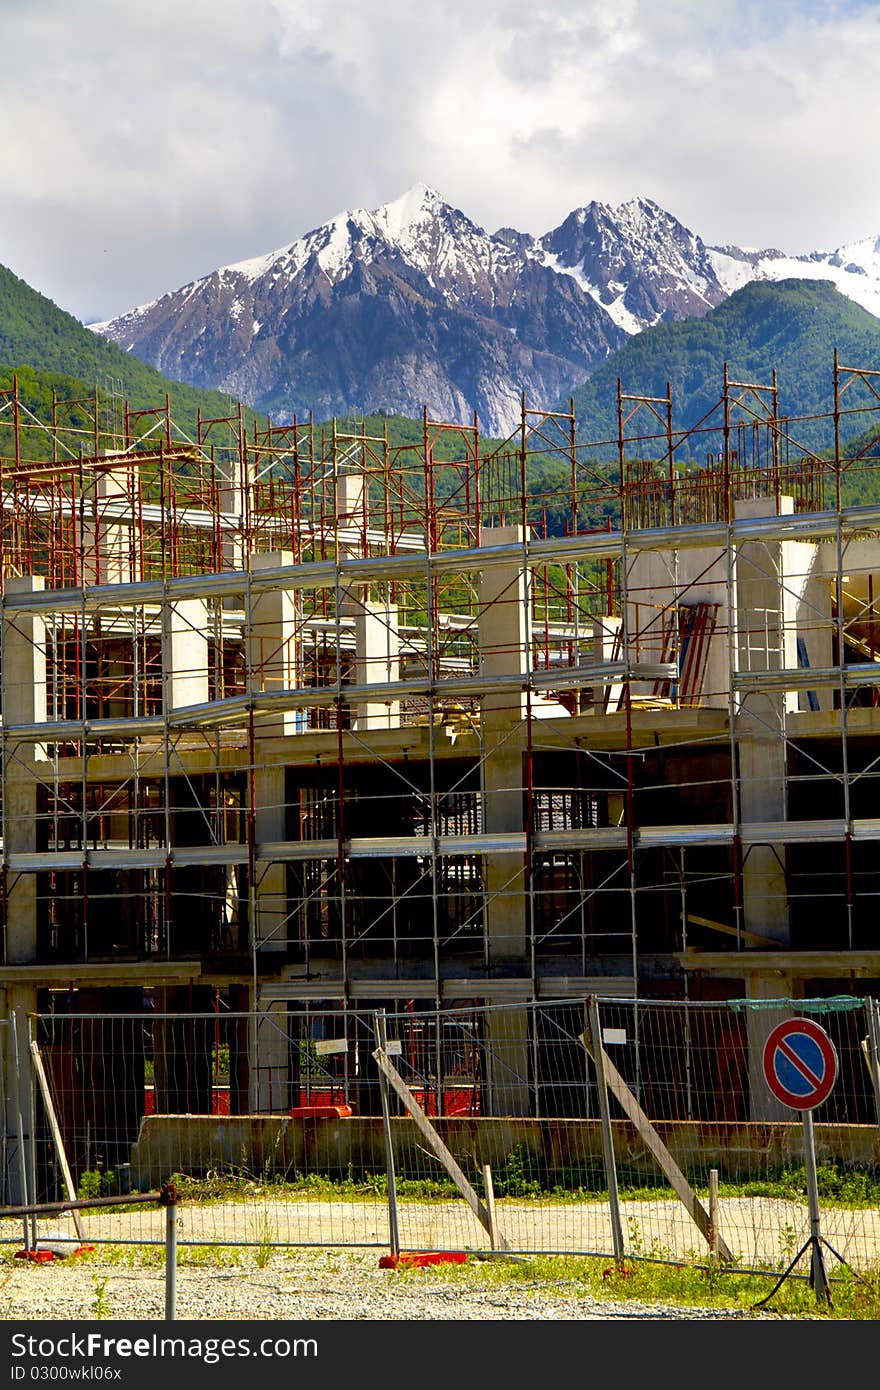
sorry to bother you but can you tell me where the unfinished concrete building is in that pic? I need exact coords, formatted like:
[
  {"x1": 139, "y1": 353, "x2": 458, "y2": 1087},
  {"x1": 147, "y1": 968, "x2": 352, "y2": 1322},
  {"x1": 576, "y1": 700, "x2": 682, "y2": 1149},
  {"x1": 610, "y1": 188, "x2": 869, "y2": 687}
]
[{"x1": 2, "y1": 360, "x2": 880, "y2": 1175}]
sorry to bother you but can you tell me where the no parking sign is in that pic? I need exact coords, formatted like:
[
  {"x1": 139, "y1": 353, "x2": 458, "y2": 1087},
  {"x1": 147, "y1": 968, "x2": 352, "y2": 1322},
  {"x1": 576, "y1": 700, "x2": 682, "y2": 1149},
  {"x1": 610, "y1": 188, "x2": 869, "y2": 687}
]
[{"x1": 762, "y1": 1017, "x2": 838, "y2": 1111}]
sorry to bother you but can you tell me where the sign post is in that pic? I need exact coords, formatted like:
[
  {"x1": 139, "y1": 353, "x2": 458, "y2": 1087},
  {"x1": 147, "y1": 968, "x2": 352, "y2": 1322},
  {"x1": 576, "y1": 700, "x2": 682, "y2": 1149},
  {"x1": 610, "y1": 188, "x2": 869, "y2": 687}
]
[
  {"x1": 801, "y1": 1109, "x2": 830, "y2": 1303},
  {"x1": 755, "y1": 1016, "x2": 842, "y2": 1307}
]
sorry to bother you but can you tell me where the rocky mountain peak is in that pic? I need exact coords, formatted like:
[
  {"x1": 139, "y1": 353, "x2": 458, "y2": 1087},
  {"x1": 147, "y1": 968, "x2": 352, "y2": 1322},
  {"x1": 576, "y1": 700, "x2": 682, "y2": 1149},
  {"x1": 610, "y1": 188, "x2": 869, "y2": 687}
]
[
  {"x1": 371, "y1": 182, "x2": 447, "y2": 239},
  {"x1": 91, "y1": 186, "x2": 880, "y2": 434}
]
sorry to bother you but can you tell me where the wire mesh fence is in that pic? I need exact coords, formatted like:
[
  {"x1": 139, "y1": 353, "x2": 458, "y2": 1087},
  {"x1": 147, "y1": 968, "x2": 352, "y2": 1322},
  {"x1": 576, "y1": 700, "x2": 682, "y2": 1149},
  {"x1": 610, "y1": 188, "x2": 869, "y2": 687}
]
[{"x1": 1, "y1": 997, "x2": 878, "y2": 1276}]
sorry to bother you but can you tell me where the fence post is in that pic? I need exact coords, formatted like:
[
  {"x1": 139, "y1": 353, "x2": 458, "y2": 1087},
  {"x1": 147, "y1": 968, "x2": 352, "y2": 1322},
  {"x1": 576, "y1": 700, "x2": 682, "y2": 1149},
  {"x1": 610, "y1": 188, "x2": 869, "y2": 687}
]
[
  {"x1": 865, "y1": 999, "x2": 880, "y2": 1132},
  {"x1": 9, "y1": 1011, "x2": 30, "y2": 1250},
  {"x1": 25, "y1": 1022, "x2": 38, "y2": 1251},
  {"x1": 374, "y1": 1010, "x2": 400, "y2": 1260},
  {"x1": 162, "y1": 1180, "x2": 179, "y2": 1321},
  {"x1": 708, "y1": 1168, "x2": 719, "y2": 1262},
  {"x1": 587, "y1": 997, "x2": 625, "y2": 1263}
]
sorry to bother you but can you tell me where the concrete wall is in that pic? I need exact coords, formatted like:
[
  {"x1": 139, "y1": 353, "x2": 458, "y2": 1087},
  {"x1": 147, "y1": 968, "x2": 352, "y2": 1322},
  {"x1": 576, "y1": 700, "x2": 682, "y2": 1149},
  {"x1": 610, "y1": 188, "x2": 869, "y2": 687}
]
[{"x1": 130, "y1": 1114, "x2": 880, "y2": 1187}]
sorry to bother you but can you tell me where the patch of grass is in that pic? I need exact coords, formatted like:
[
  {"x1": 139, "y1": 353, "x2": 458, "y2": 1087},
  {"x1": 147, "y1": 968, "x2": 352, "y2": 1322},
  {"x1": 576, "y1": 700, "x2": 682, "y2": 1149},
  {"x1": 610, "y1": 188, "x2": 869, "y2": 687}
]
[
  {"x1": 74, "y1": 1244, "x2": 164, "y2": 1268},
  {"x1": 164, "y1": 1167, "x2": 460, "y2": 1205},
  {"x1": 177, "y1": 1245, "x2": 242, "y2": 1269},
  {"x1": 399, "y1": 1251, "x2": 880, "y2": 1320},
  {"x1": 154, "y1": 1157, "x2": 880, "y2": 1212},
  {"x1": 718, "y1": 1165, "x2": 880, "y2": 1207}
]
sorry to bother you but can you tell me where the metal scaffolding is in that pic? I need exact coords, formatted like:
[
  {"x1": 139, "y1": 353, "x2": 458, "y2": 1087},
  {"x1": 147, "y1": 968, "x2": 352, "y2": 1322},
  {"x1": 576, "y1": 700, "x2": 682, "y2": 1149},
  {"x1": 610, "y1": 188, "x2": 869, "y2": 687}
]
[{"x1": 2, "y1": 357, "x2": 880, "y2": 1129}]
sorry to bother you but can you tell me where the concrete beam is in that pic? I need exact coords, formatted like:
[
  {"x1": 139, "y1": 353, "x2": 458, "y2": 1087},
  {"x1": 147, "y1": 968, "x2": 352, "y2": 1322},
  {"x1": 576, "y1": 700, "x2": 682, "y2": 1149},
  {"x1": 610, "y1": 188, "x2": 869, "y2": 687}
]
[{"x1": 677, "y1": 949, "x2": 880, "y2": 975}]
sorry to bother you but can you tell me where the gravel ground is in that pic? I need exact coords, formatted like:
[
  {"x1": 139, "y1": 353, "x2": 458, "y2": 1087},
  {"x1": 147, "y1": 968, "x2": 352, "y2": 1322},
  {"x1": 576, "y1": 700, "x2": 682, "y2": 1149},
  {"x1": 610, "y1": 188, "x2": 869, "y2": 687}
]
[
  {"x1": 0, "y1": 1247, "x2": 768, "y2": 1322},
  {"x1": 6, "y1": 1190, "x2": 869, "y2": 1322}
]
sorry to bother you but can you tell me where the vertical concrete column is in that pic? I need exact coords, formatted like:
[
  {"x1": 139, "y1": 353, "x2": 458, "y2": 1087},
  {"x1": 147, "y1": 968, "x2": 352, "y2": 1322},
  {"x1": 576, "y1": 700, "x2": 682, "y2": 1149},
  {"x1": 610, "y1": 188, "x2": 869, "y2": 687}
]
[
  {"x1": 483, "y1": 994, "x2": 532, "y2": 1117},
  {"x1": 336, "y1": 472, "x2": 367, "y2": 561},
  {"x1": 478, "y1": 530, "x2": 531, "y2": 1114},
  {"x1": 734, "y1": 499, "x2": 791, "y2": 946},
  {"x1": 162, "y1": 598, "x2": 209, "y2": 710},
  {"x1": 247, "y1": 554, "x2": 296, "y2": 963},
  {"x1": 354, "y1": 601, "x2": 400, "y2": 731},
  {"x1": 247, "y1": 552, "x2": 298, "y2": 737},
  {"x1": 80, "y1": 463, "x2": 138, "y2": 585},
  {"x1": 98, "y1": 465, "x2": 136, "y2": 584},
  {"x1": 252, "y1": 1001, "x2": 291, "y2": 1113},
  {"x1": 219, "y1": 444, "x2": 248, "y2": 572},
  {"x1": 253, "y1": 765, "x2": 287, "y2": 959},
  {"x1": 478, "y1": 527, "x2": 529, "y2": 964},
  {"x1": 334, "y1": 470, "x2": 375, "y2": 730},
  {"x1": 745, "y1": 971, "x2": 795, "y2": 1122},
  {"x1": 1, "y1": 577, "x2": 46, "y2": 1197},
  {"x1": 781, "y1": 537, "x2": 828, "y2": 712},
  {"x1": 2, "y1": 576, "x2": 47, "y2": 963}
]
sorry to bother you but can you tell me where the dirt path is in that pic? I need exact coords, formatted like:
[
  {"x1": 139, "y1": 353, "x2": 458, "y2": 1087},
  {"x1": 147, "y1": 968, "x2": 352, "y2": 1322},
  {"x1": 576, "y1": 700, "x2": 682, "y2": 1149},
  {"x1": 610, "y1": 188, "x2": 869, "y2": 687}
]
[{"x1": 13, "y1": 1193, "x2": 879, "y2": 1271}]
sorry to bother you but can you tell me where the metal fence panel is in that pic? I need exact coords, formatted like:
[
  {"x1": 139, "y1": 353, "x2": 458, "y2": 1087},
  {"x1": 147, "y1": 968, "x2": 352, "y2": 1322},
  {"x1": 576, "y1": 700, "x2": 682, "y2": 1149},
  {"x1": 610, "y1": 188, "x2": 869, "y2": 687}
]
[{"x1": 1, "y1": 997, "x2": 876, "y2": 1276}]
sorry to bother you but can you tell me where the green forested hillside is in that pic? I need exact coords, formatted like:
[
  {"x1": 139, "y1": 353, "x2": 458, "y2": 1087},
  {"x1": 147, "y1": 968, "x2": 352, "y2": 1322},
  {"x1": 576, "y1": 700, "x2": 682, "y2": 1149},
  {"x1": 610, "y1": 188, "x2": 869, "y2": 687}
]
[
  {"x1": 5, "y1": 263, "x2": 880, "y2": 533},
  {"x1": 0, "y1": 264, "x2": 259, "y2": 439},
  {"x1": 566, "y1": 279, "x2": 880, "y2": 454}
]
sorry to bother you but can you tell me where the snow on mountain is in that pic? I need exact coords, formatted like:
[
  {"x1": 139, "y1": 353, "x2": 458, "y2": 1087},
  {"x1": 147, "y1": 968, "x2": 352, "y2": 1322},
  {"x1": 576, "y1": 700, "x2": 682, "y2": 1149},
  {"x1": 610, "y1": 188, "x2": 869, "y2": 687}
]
[
  {"x1": 708, "y1": 236, "x2": 880, "y2": 320},
  {"x1": 92, "y1": 184, "x2": 626, "y2": 433},
  {"x1": 533, "y1": 196, "x2": 726, "y2": 331},
  {"x1": 92, "y1": 185, "x2": 880, "y2": 434}
]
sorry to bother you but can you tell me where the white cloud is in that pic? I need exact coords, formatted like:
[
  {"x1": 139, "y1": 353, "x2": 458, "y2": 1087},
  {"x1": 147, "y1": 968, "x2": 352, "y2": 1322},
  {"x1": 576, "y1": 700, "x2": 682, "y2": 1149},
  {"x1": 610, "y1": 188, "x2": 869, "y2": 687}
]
[{"x1": 0, "y1": 0, "x2": 877, "y2": 321}]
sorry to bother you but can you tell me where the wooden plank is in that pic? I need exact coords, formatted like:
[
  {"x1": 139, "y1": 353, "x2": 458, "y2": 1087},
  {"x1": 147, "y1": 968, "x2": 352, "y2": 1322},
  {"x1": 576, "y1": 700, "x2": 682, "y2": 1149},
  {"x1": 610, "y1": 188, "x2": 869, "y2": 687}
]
[
  {"x1": 483, "y1": 1164, "x2": 499, "y2": 1251},
  {"x1": 372, "y1": 1046, "x2": 509, "y2": 1251},
  {"x1": 684, "y1": 913, "x2": 773, "y2": 949},
  {"x1": 29, "y1": 1041, "x2": 86, "y2": 1244},
  {"x1": 587, "y1": 999, "x2": 625, "y2": 1262},
  {"x1": 579, "y1": 1029, "x2": 735, "y2": 1263},
  {"x1": 708, "y1": 1168, "x2": 720, "y2": 1261}
]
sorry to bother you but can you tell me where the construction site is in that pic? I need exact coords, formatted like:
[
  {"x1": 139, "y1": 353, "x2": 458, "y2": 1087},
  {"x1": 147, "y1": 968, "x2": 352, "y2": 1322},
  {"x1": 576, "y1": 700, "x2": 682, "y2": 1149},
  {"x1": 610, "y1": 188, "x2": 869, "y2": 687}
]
[{"x1": 2, "y1": 355, "x2": 880, "y2": 1198}]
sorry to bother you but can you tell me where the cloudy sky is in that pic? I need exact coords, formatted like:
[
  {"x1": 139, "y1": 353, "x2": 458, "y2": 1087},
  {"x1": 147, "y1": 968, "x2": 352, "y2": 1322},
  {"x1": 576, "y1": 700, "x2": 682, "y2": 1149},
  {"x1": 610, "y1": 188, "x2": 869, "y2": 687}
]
[{"x1": 2, "y1": 0, "x2": 879, "y2": 323}]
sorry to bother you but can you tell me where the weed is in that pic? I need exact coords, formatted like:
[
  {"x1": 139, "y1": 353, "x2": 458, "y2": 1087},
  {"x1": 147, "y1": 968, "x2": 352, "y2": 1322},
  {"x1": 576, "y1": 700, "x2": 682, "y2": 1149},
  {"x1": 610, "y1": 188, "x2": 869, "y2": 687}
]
[
  {"x1": 492, "y1": 1145, "x2": 542, "y2": 1199},
  {"x1": 251, "y1": 1212, "x2": 277, "y2": 1269},
  {"x1": 78, "y1": 1169, "x2": 119, "y2": 1199},
  {"x1": 91, "y1": 1276, "x2": 112, "y2": 1321},
  {"x1": 627, "y1": 1217, "x2": 644, "y2": 1256},
  {"x1": 778, "y1": 1221, "x2": 799, "y2": 1263}
]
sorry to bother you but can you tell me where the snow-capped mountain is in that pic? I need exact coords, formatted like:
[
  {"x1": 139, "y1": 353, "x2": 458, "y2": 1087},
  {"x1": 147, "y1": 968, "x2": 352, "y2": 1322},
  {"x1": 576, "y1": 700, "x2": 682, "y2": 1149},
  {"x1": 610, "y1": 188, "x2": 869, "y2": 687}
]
[
  {"x1": 93, "y1": 185, "x2": 880, "y2": 434},
  {"x1": 94, "y1": 185, "x2": 625, "y2": 434},
  {"x1": 708, "y1": 237, "x2": 880, "y2": 320},
  {"x1": 536, "y1": 197, "x2": 725, "y2": 333}
]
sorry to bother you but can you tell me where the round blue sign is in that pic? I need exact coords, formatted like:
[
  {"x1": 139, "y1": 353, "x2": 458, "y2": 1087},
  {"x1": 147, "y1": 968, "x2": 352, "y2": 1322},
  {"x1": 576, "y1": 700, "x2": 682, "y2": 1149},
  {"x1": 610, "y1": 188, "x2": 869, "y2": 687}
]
[{"x1": 762, "y1": 1018, "x2": 838, "y2": 1111}]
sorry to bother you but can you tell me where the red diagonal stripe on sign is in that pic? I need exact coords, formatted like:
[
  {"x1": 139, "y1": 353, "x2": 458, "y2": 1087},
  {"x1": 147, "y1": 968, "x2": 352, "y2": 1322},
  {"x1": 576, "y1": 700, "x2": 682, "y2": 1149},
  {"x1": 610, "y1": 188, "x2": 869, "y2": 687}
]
[{"x1": 777, "y1": 1036, "x2": 823, "y2": 1089}]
